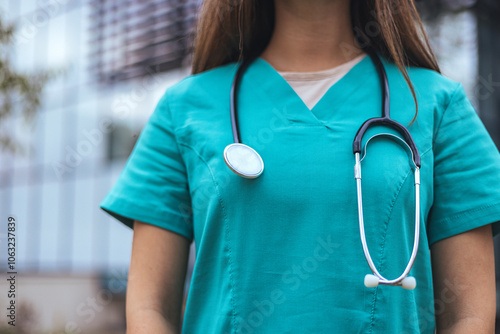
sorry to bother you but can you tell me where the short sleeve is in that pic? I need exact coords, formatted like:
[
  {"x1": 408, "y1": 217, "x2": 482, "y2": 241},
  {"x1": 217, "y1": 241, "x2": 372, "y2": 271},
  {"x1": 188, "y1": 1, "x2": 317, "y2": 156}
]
[
  {"x1": 99, "y1": 90, "x2": 193, "y2": 241},
  {"x1": 427, "y1": 83, "x2": 500, "y2": 245}
]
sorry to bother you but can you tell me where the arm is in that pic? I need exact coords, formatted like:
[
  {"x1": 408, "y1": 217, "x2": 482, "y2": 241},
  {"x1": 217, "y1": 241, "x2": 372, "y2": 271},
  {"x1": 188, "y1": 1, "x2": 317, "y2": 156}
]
[
  {"x1": 430, "y1": 223, "x2": 496, "y2": 334},
  {"x1": 126, "y1": 220, "x2": 191, "y2": 334}
]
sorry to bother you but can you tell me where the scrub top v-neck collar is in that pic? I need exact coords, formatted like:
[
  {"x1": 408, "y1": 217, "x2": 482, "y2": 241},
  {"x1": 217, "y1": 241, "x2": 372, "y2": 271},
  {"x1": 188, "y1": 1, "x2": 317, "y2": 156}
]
[{"x1": 245, "y1": 55, "x2": 377, "y2": 128}]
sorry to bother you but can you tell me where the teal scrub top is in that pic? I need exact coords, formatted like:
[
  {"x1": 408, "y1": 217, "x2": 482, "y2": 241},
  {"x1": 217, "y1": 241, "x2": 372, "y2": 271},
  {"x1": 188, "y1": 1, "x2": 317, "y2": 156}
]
[{"x1": 99, "y1": 55, "x2": 500, "y2": 333}]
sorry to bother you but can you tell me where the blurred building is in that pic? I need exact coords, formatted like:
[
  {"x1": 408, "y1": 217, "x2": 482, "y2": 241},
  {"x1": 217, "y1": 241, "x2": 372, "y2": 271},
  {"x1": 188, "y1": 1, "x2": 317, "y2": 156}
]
[
  {"x1": 0, "y1": 0, "x2": 197, "y2": 332},
  {"x1": 418, "y1": 0, "x2": 500, "y2": 146},
  {"x1": 0, "y1": 0, "x2": 498, "y2": 333}
]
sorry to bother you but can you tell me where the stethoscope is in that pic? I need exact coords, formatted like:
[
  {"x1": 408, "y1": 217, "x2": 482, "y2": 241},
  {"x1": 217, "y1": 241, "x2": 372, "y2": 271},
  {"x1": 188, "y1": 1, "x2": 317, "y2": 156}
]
[{"x1": 223, "y1": 52, "x2": 421, "y2": 290}]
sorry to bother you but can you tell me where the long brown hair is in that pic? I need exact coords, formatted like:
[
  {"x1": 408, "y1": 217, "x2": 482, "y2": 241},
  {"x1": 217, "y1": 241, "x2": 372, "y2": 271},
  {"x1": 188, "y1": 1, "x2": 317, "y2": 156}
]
[{"x1": 192, "y1": 0, "x2": 440, "y2": 125}]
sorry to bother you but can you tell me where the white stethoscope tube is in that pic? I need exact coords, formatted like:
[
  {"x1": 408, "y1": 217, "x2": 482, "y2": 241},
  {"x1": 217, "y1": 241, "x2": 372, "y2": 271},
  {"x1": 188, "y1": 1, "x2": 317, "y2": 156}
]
[{"x1": 354, "y1": 133, "x2": 420, "y2": 290}]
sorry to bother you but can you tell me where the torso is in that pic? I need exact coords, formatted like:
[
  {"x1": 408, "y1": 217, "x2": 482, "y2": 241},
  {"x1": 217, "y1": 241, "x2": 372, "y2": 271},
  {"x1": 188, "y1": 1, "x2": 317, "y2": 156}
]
[{"x1": 167, "y1": 55, "x2": 457, "y2": 333}]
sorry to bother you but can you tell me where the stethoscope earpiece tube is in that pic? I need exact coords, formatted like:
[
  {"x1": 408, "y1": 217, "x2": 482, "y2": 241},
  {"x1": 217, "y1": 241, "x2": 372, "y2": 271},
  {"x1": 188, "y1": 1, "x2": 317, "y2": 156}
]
[
  {"x1": 352, "y1": 52, "x2": 421, "y2": 168},
  {"x1": 230, "y1": 59, "x2": 255, "y2": 144}
]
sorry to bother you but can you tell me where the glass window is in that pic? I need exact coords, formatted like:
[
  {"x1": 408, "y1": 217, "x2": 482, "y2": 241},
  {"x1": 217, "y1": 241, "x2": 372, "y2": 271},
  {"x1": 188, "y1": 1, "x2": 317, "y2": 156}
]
[
  {"x1": 72, "y1": 178, "x2": 94, "y2": 271},
  {"x1": 424, "y1": 11, "x2": 478, "y2": 107}
]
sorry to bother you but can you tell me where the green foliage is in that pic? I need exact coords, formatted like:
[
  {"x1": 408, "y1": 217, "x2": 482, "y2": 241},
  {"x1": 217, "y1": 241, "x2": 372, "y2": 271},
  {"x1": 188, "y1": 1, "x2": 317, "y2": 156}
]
[{"x1": 0, "y1": 16, "x2": 55, "y2": 154}]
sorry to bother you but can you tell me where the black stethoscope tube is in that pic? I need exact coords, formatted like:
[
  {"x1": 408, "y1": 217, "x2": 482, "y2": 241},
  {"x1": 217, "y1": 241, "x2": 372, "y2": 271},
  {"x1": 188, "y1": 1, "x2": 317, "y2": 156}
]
[
  {"x1": 230, "y1": 58, "x2": 255, "y2": 144},
  {"x1": 352, "y1": 52, "x2": 421, "y2": 168}
]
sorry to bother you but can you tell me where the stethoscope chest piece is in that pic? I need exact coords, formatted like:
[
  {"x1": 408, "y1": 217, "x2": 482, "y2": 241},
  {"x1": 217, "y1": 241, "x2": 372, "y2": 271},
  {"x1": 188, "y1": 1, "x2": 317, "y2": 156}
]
[{"x1": 223, "y1": 143, "x2": 264, "y2": 179}]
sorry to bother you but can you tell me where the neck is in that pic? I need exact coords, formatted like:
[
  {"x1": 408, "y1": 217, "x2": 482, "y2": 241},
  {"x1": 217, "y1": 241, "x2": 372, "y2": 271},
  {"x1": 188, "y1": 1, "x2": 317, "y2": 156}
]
[{"x1": 260, "y1": 0, "x2": 363, "y2": 72}]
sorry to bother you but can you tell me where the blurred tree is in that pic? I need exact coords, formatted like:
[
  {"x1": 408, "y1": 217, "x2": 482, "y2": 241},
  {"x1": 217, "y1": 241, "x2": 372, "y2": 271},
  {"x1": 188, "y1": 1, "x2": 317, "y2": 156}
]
[{"x1": 0, "y1": 16, "x2": 54, "y2": 154}]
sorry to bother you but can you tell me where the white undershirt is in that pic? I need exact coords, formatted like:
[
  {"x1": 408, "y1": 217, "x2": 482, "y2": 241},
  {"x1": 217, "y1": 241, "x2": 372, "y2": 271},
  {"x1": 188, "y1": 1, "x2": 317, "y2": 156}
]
[{"x1": 277, "y1": 53, "x2": 367, "y2": 110}]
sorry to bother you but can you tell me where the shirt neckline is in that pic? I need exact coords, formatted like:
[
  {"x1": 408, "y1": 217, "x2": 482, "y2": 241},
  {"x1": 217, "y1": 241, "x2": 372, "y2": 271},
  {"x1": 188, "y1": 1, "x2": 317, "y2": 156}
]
[
  {"x1": 277, "y1": 53, "x2": 368, "y2": 82},
  {"x1": 245, "y1": 53, "x2": 378, "y2": 128}
]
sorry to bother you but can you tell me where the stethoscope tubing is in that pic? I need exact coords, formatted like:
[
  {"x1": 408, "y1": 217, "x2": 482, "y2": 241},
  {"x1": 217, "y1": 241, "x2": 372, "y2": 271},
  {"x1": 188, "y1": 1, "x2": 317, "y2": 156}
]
[
  {"x1": 230, "y1": 58, "x2": 255, "y2": 144},
  {"x1": 352, "y1": 52, "x2": 421, "y2": 168},
  {"x1": 355, "y1": 151, "x2": 421, "y2": 286},
  {"x1": 226, "y1": 50, "x2": 422, "y2": 288}
]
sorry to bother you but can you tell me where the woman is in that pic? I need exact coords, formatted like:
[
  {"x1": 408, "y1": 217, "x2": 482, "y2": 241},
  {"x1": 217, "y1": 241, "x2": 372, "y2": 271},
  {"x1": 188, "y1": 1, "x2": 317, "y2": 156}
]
[{"x1": 100, "y1": 0, "x2": 500, "y2": 333}]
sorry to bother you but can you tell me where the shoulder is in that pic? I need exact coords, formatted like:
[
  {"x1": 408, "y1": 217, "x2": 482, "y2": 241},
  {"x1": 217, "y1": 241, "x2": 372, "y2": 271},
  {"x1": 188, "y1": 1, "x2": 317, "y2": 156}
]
[
  {"x1": 152, "y1": 62, "x2": 239, "y2": 134},
  {"x1": 162, "y1": 62, "x2": 239, "y2": 107},
  {"x1": 384, "y1": 59, "x2": 462, "y2": 107},
  {"x1": 407, "y1": 65, "x2": 462, "y2": 104}
]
